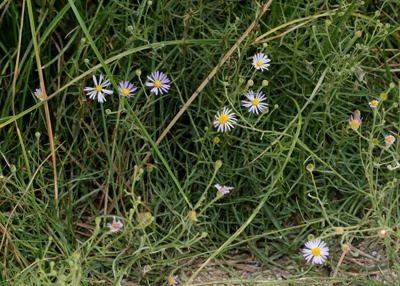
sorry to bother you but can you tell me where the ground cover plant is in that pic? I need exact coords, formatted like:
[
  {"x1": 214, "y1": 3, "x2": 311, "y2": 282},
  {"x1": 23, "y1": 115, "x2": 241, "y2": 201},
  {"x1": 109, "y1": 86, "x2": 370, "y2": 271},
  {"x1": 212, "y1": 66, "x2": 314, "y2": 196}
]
[{"x1": 0, "y1": 0, "x2": 399, "y2": 285}]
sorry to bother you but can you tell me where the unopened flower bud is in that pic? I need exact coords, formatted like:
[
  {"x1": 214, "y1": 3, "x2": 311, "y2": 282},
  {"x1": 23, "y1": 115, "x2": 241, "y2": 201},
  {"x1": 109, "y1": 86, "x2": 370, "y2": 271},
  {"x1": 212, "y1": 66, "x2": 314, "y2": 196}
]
[
  {"x1": 378, "y1": 229, "x2": 388, "y2": 238},
  {"x1": 341, "y1": 243, "x2": 351, "y2": 253},
  {"x1": 335, "y1": 226, "x2": 345, "y2": 235},
  {"x1": 306, "y1": 163, "x2": 315, "y2": 172},
  {"x1": 215, "y1": 160, "x2": 223, "y2": 169}
]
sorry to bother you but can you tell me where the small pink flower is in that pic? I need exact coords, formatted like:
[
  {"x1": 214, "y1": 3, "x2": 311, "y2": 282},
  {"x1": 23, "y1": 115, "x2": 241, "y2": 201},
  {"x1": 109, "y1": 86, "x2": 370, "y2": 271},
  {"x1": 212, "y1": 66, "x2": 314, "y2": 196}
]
[
  {"x1": 214, "y1": 184, "x2": 233, "y2": 196},
  {"x1": 107, "y1": 217, "x2": 123, "y2": 233},
  {"x1": 384, "y1": 134, "x2": 396, "y2": 146}
]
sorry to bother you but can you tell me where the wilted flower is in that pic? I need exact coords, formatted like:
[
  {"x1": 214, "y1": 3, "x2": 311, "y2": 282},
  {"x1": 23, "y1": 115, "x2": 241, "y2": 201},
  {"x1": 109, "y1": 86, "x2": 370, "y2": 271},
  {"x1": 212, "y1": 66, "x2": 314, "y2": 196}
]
[
  {"x1": 33, "y1": 88, "x2": 45, "y2": 101},
  {"x1": 167, "y1": 275, "x2": 178, "y2": 286},
  {"x1": 335, "y1": 227, "x2": 345, "y2": 235},
  {"x1": 214, "y1": 184, "x2": 233, "y2": 196},
  {"x1": 348, "y1": 111, "x2": 362, "y2": 130},
  {"x1": 107, "y1": 217, "x2": 123, "y2": 233}
]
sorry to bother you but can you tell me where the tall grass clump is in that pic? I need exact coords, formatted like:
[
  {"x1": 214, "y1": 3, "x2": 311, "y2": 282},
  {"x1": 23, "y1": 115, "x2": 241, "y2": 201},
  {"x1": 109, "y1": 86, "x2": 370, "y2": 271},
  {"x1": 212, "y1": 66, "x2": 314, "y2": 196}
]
[{"x1": 0, "y1": 0, "x2": 399, "y2": 285}]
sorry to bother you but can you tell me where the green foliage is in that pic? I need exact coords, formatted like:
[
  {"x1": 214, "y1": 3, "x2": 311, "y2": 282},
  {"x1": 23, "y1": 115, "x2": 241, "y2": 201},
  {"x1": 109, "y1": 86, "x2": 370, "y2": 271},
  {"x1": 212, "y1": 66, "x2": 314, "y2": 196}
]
[{"x1": 0, "y1": 0, "x2": 399, "y2": 285}]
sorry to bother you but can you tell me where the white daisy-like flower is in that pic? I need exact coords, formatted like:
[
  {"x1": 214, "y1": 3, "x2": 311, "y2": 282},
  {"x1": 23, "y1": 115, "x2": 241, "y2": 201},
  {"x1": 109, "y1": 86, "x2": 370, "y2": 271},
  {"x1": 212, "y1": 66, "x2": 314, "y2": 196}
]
[
  {"x1": 118, "y1": 80, "x2": 137, "y2": 98},
  {"x1": 302, "y1": 239, "x2": 329, "y2": 265},
  {"x1": 252, "y1": 53, "x2": 271, "y2": 71},
  {"x1": 145, "y1": 71, "x2": 170, "y2": 95},
  {"x1": 107, "y1": 217, "x2": 123, "y2": 233},
  {"x1": 214, "y1": 184, "x2": 233, "y2": 196},
  {"x1": 242, "y1": 90, "x2": 268, "y2": 114},
  {"x1": 384, "y1": 134, "x2": 396, "y2": 146},
  {"x1": 167, "y1": 275, "x2": 178, "y2": 286},
  {"x1": 84, "y1": 75, "x2": 113, "y2": 103},
  {"x1": 368, "y1": 99, "x2": 380, "y2": 109},
  {"x1": 33, "y1": 88, "x2": 45, "y2": 101},
  {"x1": 213, "y1": 107, "x2": 237, "y2": 132}
]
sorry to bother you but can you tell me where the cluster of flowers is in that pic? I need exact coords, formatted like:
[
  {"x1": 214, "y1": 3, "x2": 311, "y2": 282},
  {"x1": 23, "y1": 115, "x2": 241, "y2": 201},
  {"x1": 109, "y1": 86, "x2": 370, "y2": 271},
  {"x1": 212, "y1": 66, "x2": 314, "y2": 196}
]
[
  {"x1": 214, "y1": 53, "x2": 271, "y2": 132},
  {"x1": 348, "y1": 98, "x2": 397, "y2": 146},
  {"x1": 33, "y1": 52, "x2": 395, "y2": 285},
  {"x1": 34, "y1": 71, "x2": 171, "y2": 103}
]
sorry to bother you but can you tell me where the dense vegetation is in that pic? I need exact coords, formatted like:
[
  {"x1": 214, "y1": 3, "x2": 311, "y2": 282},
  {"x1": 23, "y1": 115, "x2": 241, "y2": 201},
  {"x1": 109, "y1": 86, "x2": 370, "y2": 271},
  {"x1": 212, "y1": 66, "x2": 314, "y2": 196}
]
[{"x1": 0, "y1": 0, "x2": 399, "y2": 285}]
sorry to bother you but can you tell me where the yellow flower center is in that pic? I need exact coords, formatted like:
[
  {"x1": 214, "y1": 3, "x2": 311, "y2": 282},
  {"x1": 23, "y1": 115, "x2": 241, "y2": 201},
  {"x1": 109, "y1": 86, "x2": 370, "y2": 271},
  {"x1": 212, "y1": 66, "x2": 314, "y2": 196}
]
[
  {"x1": 218, "y1": 114, "x2": 229, "y2": 125},
  {"x1": 168, "y1": 277, "x2": 175, "y2": 283},
  {"x1": 256, "y1": 60, "x2": 263, "y2": 67},
  {"x1": 111, "y1": 222, "x2": 120, "y2": 230},
  {"x1": 350, "y1": 119, "x2": 360, "y2": 130},
  {"x1": 122, "y1": 88, "x2": 129, "y2": 96},
  {"x1": 370, "y1": 100, "x2": 378, "y2": 107},
  {"x1": 154, "y1": 80, "x2": 161, "y2": 88},
  {"x1": 251, "y1": 98, "x2": 260, "y2": 106},
  {"x1": 312, "y1": 247, "x2": 321, "y2": 257},
  {"x1": 353, "y1": 109, "x2": 361, "y2": 117},
  {"x1": 37, "y1": 93, "x2": 44, "y2": 100},
  {"x1": 95, "y1": 85, "x2": 102, "y2": 92},
  {"x1": 386, "y1": 136, "x2": 394, "y2": 144},
  {"x1": 335, "y1": 227, "x2": 344, "y2": 235},
  {"x1": 190, "y1": 210, "x2": 197, "y2": 219}
]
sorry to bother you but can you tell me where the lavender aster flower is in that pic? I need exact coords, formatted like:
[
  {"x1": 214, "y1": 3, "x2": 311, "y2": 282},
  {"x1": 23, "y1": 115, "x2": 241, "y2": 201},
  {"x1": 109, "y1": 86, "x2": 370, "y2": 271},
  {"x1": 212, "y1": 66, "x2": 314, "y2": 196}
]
[
  {"x1": 33, "y1": 88, "x2": 45, "y2": 101},
  {"x1": 242, "y1": 90, "x2": 268, "y2": 114},
  {"x1": 213, "y1": 107, "x2": 237, "y2": 132},
  {"x1": 107, "y1": 217, "x2": 123, "y2": 233},
  {"x1": 214, "y1": 184, "x2": 233, "y2": 196},
  {"x1": 145, "y1": 71, "x2": 170, "y2": 95},
  {"x1": 84, "y1": 75, "x2": 113, "y2": 103},
  {"x1": 252, "y1": 53, "x2": 271, "y2": 71},
  {"x1": 118, "y1": 80, "x2": 137, "y2": 98}
]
